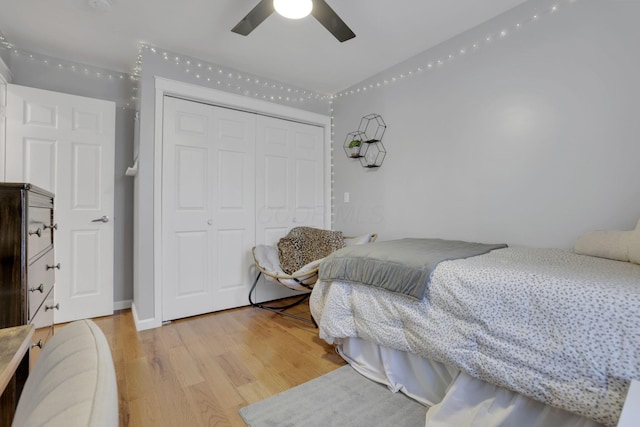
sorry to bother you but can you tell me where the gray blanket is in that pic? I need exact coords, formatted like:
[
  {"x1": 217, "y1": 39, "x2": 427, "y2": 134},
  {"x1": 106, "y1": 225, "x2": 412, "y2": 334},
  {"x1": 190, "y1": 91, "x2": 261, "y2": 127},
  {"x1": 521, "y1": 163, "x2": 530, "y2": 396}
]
[{"x1": 319, "y1": 238, "x2": 507, "y2": 300}]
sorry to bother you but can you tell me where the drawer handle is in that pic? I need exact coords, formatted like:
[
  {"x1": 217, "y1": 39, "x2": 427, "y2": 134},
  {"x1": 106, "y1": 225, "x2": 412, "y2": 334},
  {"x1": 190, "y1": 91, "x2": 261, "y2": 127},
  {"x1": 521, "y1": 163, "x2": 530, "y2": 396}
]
[
  {"x1": 28, "y1": 227, "x2": 42, "y2": 237},
  {"x1": 43, "y1": 223, "x2": 58, "y2": 230},
  {"x1": 29, "y1": 284, "x2": 45, "y2": 293},
  {"x1": 32, "y1": 339, "x2": 43, "y2": 349},
  {"x1": 45, "y1": 303, "x2": 60, "y2": 311},
  {"x1": 46, "y1": 263, "x2": 61, "y2": 270}
]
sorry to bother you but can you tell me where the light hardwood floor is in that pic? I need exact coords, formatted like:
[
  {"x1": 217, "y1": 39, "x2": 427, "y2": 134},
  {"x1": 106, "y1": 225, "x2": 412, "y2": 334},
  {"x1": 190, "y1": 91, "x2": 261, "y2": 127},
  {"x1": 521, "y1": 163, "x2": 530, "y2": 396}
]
[{"x1": 83, "y1": 299, "x2": 345, "y2": 427}]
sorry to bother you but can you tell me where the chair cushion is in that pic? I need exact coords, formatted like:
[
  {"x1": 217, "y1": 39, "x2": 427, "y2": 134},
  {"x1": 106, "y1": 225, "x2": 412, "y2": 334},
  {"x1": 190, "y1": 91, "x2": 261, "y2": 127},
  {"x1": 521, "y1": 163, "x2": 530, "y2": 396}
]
[{"x1": 12, "y1": 319, "x2": 118, "y2": 427}]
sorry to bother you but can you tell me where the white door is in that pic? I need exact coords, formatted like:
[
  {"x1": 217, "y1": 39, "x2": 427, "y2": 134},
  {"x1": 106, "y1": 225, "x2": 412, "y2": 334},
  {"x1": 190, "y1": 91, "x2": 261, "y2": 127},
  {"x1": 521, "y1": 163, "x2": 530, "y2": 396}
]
[
  {"x1": 5, "y1": 84, "x2": 115, "y2": 323},
  {"x1": 162, "y1": 96, "x2": 256, "y2": 321},
  {"x1": 255, "y1": 115, "x2": 324, "y2": 245},
  {"x1": 254, "y1": 115, "x2": 325, "y2": 301}
]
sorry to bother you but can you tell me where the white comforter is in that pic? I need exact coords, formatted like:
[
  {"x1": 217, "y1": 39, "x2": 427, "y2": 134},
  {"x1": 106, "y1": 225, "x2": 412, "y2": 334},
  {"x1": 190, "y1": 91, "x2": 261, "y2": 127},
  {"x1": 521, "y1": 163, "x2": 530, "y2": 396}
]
[{"x1": 310, "y1": 248, "x2": 640, "y2": 426}]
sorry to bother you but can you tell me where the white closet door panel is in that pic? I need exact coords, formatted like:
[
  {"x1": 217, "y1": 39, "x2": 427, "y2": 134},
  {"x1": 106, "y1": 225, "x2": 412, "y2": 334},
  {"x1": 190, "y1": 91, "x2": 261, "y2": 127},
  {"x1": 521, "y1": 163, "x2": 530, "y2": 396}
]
[
  {"x1": 5, "y1": 84, "x2": 115, "y2": 323},
  {"x1": 291, "y1": 122, "x2": 324, "y2": 228},
  {"x1": 162, "y1": 97, "x2": 215, "y2": 320},
  {"x1": 254, "y1": 115, "x2": 325, "y2": 302},
  {"x1": 176, "y1": 145, "x2": 208, "y2": 210},
  {"x1": 262, "y1": 226, "x2": 290, "y2": 246},
  {"x1": 264, "y1": 156, "x2": 288, "y2": 208},
  {"x1": 218, "y1": 150, "x2": 246, "y2": 209},
  {"x1": 162, "y1": 96, "x2": 255, "y2": 321},
  {"x1": 175, "y1": 232, "x2": 209, "y2": 295},
  {"x1": 211, "y1": 106, "x2": 255, "y2": 311},
  {"x1": 255, "y1": 115, "x2": 324, "y2": 245},
  {"x1": 295, "y1": 159, "x2": 317, "y2": 208},
  {"x1": 214, "y1": 229, "x2": 251, "y2": 309}
]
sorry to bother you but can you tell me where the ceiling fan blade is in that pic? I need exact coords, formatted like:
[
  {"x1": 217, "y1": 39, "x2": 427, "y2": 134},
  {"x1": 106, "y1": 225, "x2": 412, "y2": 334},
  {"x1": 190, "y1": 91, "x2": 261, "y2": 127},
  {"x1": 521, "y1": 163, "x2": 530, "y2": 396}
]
[
  {"x1": 231, "y1": 0, "x2": 275, "y2": 36},
  {"x1": 311, "y1": 0, "x2": 355, "y2": 42}
]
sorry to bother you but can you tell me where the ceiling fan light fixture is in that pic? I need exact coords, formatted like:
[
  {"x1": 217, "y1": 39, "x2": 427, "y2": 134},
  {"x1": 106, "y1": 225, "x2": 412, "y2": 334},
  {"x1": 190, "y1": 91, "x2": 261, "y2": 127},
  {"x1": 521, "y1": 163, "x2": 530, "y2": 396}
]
[
  {"x1": 87, "y1": 0, "x2": 113, "y2": 13},
  {"x1": 273, "y1": 0, "x2": 313, "y2": 19}
]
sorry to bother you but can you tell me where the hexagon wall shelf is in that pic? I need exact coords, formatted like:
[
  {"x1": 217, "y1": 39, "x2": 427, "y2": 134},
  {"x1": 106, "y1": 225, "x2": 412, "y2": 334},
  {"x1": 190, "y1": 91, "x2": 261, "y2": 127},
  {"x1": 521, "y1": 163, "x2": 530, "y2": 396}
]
[
  {"x1": 343, "y1": 131, "x2": 367, "y2": 159},
  {"x1": 360, "y1": 141, "x2": 387, "y2": 168},
  {"x1": 344, "y1": 114, "x2": 387, "y2": 168},
  {"x1": 359, "y1": 113, "x2": 386, "y2": 143}
]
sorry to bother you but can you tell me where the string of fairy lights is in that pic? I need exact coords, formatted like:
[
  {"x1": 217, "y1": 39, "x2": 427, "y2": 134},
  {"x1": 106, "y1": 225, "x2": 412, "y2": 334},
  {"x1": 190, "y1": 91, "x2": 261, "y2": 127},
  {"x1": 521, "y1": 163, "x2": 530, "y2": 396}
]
[
  {"x1": 332, "y1": 0, "x2": 573, "y2": 99},
  {"x1": 1, "y1": 31, "x2": 139, "y2": 109},
  {"x1": 135, "y1": 45, "x2": 332, "y2": 106},
  {"x1": 326, "y1": 0, "x2": 573, "y2": 221},
  {"x1": 0, "y1": 0, "x2": 573, "y2": 109},
  {"x1": 1, "y1": 0, "x2": 574, "y2": 221}
]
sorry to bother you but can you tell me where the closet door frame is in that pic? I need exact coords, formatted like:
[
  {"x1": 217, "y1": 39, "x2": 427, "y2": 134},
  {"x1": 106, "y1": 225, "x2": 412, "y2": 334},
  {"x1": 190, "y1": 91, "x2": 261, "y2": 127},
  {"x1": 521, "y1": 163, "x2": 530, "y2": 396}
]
[{"x1": 151, "y1": 77, "x2": 331, "y2": 329}]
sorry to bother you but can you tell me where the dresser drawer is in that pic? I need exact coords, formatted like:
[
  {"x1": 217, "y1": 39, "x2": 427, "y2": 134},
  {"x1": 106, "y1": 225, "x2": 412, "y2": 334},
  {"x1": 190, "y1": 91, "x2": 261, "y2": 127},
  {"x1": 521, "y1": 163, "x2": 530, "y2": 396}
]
[
  {"x1": 30, "y1": 308, "x2": 55, "y2": 368},
  {"x1": 28, "y1": 207, "x2": 54, "y2": 261},
  {"x1": 30, "y1": 287, "x2": 55, "y2": 330},
  {"x1": 28, "y1": 249, "x2": 56, "y2": 322}
]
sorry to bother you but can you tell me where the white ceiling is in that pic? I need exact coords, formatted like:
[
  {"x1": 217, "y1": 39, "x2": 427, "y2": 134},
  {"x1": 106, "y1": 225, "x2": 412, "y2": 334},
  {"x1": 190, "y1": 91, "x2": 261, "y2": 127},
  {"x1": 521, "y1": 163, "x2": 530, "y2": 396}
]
[{"x1": 0, "y1": 0, "x2": 528, "y2": 94}]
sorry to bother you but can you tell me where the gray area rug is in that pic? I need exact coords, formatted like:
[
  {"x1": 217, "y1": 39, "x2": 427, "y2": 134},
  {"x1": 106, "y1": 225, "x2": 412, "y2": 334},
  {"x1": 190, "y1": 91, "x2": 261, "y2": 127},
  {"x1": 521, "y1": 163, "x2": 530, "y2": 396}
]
[{"x1": 239, "y1": 365, "x2": 427, "y2": 427}]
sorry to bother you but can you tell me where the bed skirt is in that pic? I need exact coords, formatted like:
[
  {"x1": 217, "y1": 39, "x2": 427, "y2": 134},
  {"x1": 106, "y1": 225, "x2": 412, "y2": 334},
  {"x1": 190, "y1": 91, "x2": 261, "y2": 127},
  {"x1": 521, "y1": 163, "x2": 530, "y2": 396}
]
[{"x1": 336, "y1": 337, "x2": 603, "y2": 427}]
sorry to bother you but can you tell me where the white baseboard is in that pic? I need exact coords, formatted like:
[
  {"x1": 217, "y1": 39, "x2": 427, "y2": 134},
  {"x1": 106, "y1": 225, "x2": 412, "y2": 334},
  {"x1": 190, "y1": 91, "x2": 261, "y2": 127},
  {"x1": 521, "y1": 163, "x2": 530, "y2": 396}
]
[
  {"x1": 131, "y1": 302, "x2": 161, "y2": 331},
  {"x1": 114, "y1": 299, "x2": 132, "y2": 311}
]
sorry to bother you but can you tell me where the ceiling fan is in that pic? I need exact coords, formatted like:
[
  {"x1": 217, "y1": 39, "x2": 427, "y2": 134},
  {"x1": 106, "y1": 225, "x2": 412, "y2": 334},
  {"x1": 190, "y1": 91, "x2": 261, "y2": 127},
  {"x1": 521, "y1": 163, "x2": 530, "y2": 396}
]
[{"x1": 231, "y1": 0, "x2": 355, "y2": 42}]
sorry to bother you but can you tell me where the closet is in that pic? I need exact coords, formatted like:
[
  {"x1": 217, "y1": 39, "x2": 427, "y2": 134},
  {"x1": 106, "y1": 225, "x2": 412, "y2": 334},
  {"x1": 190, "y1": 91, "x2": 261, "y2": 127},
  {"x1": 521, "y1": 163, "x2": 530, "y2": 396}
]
[{"x1": 161, "y1": 96, "x2": 324, "y2": 321}]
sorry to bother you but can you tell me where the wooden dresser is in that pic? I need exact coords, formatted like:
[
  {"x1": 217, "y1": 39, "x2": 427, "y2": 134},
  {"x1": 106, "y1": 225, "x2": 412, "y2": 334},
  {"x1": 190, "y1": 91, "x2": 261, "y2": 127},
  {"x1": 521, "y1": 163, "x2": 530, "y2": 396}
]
[{"x1": 0, "y1": 183, "x2": 57, "y2": 424}]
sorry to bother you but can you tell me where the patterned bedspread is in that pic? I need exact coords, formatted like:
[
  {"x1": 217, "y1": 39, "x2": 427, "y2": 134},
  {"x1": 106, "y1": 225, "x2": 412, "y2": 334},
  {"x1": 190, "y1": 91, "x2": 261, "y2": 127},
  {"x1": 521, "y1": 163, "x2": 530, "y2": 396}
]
[{"x1": 310, "y1": 247, "x2": 640, "y2": 426}]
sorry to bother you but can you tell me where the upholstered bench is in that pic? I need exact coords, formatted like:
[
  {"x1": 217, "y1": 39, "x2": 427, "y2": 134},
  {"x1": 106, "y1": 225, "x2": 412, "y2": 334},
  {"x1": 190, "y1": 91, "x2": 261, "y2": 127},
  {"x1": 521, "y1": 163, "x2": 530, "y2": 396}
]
[{"x1": 11, "y1": 319, "x2": 118, "y2": 427}]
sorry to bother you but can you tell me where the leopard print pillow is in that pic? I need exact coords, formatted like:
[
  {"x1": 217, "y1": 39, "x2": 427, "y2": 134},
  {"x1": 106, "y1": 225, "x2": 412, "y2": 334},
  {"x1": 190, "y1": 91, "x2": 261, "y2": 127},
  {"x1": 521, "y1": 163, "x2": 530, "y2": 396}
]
[{"x1": 278, "y1": 227, "x2": 345, "y2": 274}]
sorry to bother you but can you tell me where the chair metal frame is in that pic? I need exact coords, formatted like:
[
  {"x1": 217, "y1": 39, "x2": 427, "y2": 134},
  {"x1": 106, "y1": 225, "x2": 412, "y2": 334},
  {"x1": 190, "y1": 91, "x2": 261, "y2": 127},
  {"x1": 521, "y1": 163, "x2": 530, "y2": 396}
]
[{"x1": 248, "y1": 233, "x2": 377, "y2": 324}]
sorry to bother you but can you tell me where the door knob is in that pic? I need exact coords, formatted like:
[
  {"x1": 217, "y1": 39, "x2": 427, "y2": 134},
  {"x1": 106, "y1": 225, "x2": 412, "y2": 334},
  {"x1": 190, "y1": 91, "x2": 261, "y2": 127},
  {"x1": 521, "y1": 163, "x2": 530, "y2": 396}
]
[{"x1": 91, "y1": 215, "x2": 110, "y2": 223}]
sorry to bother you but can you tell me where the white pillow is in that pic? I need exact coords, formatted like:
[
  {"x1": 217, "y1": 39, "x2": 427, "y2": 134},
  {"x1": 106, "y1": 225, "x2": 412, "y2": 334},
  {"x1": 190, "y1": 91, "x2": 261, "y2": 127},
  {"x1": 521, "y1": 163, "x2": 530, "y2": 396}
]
[
  {"x1": 574, "y1": 230, "x2": 632, "y2": 262},
  {"x1": 344, "y1": 233, "x2": 375, "y2": 246},
  {"x1": 628, "y1": 219, "x2": 640, "y2": 265}
]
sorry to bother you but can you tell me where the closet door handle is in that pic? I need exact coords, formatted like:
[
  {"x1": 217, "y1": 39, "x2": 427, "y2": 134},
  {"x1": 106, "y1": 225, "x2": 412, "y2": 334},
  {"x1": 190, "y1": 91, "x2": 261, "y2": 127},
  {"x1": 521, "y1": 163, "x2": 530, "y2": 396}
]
[
  {"x1": 44, "y1": 223, "x2": 58, "y2": 230},
  {"x1": 28, "y1": 228, "x2": 42, "y2": 237},
  {"x1": 46, "y1": 263, "x2": 61, "y2": 270},
  {"x1": 92, "y1": 215, "x2": 109, "y2": 223}
]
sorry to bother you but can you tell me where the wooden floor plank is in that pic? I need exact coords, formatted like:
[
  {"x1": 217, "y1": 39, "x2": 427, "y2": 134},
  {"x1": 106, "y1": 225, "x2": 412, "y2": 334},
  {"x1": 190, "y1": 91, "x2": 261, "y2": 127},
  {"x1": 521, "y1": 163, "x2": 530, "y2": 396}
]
[{"x1": 85, "y1": 300, "x2": 345, "y2": 426}]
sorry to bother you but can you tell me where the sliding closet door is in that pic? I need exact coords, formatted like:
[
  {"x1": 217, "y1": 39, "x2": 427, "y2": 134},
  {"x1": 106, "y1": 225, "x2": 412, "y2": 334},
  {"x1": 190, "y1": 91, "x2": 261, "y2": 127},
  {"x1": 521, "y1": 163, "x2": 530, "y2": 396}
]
[
  {"x1": 255, "y1": 115, "x2": 324, "y2": 245},
  {"x1": 162, "y1": 96, "x2": 256, "y2": 321}
]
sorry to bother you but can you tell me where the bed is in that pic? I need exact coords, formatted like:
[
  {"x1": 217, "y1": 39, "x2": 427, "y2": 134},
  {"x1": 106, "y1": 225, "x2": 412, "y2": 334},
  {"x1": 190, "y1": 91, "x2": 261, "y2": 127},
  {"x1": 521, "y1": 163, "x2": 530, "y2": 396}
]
[{"x1": 310, "y1": 233, "x2": 640, "y2": 427}]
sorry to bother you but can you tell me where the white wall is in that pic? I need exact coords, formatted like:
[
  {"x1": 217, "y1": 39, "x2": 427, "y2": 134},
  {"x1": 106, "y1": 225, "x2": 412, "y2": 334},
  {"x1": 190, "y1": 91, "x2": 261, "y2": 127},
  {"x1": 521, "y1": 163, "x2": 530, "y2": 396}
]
[{"x1": 332, "y1": 0, "x2": 640, "y2": 248}]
